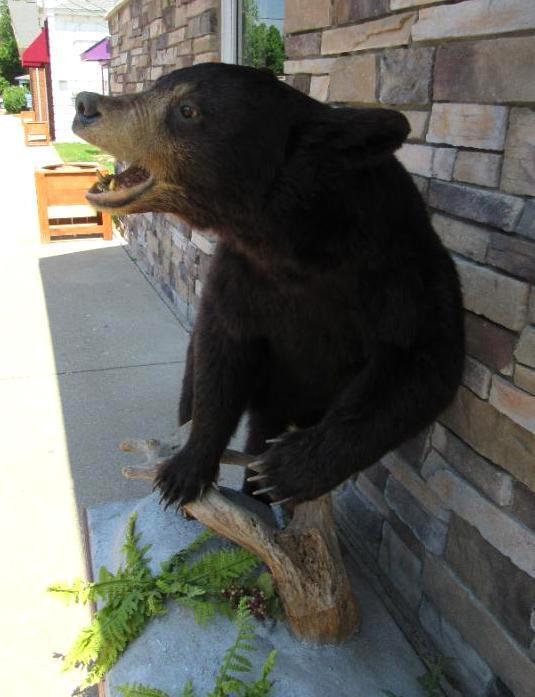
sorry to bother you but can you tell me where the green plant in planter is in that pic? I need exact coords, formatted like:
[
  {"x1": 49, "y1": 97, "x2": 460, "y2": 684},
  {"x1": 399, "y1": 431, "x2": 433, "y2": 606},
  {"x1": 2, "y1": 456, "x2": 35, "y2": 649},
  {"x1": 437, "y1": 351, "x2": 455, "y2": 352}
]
[
  {"x1": 49, "y1": 514, "x2": 280, "y2": 692},
  {"x1": 2, "y1": 85, "x2": 27, "y2": 113}
]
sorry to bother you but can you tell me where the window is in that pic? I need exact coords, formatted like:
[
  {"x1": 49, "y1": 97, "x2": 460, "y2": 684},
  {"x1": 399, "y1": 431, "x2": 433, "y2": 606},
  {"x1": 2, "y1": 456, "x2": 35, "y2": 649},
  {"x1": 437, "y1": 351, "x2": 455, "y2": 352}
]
[
  {"x1": 239, "y1": 1, "x2": 285, "y2": 74},
  {"x1": 221, "y1": 0, "x2": 285, "y2": 74}
]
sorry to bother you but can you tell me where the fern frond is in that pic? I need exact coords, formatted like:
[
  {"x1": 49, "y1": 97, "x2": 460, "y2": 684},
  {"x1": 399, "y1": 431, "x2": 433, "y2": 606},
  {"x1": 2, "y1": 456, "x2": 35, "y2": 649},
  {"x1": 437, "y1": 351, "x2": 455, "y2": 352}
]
[
  {"x1": 122, "y1": 513, "x2": 152, "y2": 573},
  {"x1": 47, "y1": 578, "x2": 96, "y2": 605},
  {"x1": 418, "y1": 655, "x2": 448, "y2": 697},
  {"x1": 59, "y1": 514, "x2": 162, "y2": 688},
  {"x1": 161, "y1": 530, "x2": 216, "y2": 574},
  {"x1": 177, "y1": 596, "x2": 218, "y2": 625},
  {"x1": 180, "y1": 680, "x2": 197, "y2": 697},
  {"x1": 118, "y1": 684, "x2": 171, "y2": 697},
  {"x1": 155, "y1": 579, "x2": 206, "y2": 598},
  {"x1": 208, "y1": 600, "x2": 259, "y2": 697},
  {"x1": 179, "y1": 548, "x2": 261, "y2": 594},
  {"x1": 244, "y1": 650, "x2": 277, "y2": 697},
  {"x1": 260, "y1": 651, "x2": 277, "y2": 682}
]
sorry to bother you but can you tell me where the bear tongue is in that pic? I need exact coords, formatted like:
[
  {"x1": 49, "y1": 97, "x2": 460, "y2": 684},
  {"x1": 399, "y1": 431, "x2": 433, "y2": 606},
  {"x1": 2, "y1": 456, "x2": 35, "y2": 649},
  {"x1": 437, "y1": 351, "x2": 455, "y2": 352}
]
[
  {"x1": 113, "y1": 165, "x2": 151, "y2": 190},
  {"x1": 89, "y1": 165, "x2": 151, "y2": 195}
]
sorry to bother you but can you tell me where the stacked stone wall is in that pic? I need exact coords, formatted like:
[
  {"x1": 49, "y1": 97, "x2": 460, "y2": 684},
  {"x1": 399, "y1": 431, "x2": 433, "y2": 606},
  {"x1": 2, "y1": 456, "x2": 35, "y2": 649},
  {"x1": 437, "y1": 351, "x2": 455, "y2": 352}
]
[
  {"x1": 108, "y1": 0, "x2": 219, "y2": 326},
  {"x1": 283, "y1": 2, "x2": 535, "y2": 696}
]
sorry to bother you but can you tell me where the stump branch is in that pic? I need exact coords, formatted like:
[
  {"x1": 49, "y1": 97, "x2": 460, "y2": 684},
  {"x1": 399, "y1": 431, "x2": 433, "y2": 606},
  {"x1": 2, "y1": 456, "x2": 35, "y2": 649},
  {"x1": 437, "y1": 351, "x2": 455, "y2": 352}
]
[{"x1": 120, "y1": 422, "x2": 360, "y2": 643}]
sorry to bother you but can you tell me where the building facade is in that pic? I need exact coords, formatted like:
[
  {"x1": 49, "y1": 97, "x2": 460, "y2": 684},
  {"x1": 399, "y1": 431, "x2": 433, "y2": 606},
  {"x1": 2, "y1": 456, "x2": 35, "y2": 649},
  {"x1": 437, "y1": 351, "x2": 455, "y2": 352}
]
[
  {"x1": 106, "y1": 3, "x2": 535, "y2": 696},
  {"x1": 40, "y1": 0, "x2": 114, "y2": 141},
  {"x1": 11, "y1": 0, "x2": 113, "y2": 140}
]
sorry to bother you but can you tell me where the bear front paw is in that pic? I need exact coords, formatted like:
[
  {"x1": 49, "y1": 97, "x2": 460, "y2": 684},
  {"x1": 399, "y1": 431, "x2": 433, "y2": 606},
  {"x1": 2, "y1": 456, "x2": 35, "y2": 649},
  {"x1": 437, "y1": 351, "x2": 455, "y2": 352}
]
[
  {"x1": 154, "y1": 449, "x2": 217, "y2": 509},
  {"x1": 247, "y1": 428, "x2": 332, "y2": 504}
]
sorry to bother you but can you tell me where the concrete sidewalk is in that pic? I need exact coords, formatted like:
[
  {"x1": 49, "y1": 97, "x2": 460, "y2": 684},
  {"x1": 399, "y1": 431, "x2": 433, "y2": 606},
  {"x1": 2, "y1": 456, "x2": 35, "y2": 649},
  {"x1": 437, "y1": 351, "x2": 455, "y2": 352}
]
[{"x1": 0, "y1": 115, "x2": 190, "y2": 696}]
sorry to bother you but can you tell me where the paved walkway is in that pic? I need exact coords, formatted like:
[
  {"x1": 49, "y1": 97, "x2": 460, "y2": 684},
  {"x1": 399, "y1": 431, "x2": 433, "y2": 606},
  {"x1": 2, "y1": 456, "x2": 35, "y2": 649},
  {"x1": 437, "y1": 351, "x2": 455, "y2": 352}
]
[{"x1": 0, "y1": 115, "x2": 190, "y2": 696}]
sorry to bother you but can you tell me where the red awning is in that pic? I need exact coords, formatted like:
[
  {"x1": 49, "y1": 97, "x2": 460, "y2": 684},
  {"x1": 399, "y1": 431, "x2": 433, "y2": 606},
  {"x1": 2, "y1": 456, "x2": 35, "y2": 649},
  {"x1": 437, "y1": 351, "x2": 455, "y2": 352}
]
[{"x1": 22, "y1": 28, "x2": 50, "y2": 68}]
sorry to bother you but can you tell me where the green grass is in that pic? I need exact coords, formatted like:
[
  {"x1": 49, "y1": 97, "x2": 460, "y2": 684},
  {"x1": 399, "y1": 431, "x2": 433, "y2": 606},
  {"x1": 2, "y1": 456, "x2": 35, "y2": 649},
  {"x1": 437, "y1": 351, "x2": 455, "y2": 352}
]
[{"x1": 54, "y1": 142, "x2": 115, "y2": 172}]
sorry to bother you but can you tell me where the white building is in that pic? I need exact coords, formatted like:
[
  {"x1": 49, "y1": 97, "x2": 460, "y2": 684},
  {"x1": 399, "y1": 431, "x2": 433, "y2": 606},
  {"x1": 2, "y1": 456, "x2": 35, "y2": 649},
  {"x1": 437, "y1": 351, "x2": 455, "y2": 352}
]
[
  {"x1": 39, "y1": 0, "x2": 114, "y2": 141},
  {"x1": 12, "y1": 0, "x2": 113, "y2": 141}
]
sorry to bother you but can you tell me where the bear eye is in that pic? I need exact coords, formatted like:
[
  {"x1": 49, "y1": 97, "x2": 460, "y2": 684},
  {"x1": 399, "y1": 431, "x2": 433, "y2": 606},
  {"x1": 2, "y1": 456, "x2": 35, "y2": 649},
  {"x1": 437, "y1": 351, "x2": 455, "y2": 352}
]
[{"x1": 180, "y1": 104, "x2": 199, "y2": 119}]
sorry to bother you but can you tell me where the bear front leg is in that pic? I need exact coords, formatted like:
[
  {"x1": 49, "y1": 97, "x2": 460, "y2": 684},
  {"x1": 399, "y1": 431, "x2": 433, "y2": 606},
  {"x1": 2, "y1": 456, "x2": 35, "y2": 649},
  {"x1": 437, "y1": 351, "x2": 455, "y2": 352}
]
[
  {"x1": 178, "y1": 337, "x2": 195, "y2": 425},
  {"x1": 156, "y1": 311, "x2": 259, "y2": 507},
  {"x1": 252, "y1": 343, "x2": 462, "y2": 504}
]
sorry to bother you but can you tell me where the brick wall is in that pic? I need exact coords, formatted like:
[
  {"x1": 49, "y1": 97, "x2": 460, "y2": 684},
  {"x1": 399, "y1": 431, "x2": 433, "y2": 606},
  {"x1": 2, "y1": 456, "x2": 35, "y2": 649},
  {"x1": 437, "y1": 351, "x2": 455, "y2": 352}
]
[
  {"x1": 107, "y1": 2, "x2": 535, "y2": 694},
  {"x1": 283, "y1": 2, "x2": 535, "y2": 696},
  {"x1": 108, "y1": 0, "x2": 220, "y2": 326}
]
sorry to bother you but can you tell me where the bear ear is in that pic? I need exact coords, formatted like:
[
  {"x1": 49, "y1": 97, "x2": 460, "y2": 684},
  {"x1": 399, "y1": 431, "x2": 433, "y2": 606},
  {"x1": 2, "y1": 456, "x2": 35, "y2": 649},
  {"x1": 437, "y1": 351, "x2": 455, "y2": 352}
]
[
  {"x1": 273, "y1": 106, "x2": 410, "y2": 209},
  {"x1": 285, "y1": 106, "x2": 410, "y2": 170},
  {"x1": 325, "y1": 106, "x2": 410, "y2": 162}
]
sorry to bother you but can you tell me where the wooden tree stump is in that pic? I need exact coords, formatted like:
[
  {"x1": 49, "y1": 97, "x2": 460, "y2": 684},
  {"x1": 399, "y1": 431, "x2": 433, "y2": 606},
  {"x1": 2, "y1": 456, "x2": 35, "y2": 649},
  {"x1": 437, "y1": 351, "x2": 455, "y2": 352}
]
[{"x1": 120, "y1": 423, "x2": 360, "y2": 644}]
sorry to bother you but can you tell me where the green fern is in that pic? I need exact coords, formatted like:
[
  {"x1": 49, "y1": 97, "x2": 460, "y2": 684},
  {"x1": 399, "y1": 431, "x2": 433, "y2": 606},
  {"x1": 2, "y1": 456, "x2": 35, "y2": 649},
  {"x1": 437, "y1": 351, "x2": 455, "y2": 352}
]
[
  {"x1": 160, "y1": 530, "x2": 216, "y2": 574},
  {"x1": 245, "y1": 649, "x2": 277, "y2": 697},
  {"x1": 417, "y1": 656, "x2": 447, "y2": 697},
  {"x1": 118, "y1": 685, "x2": 171, "y2": 697},
  {"x1": 207, "y1": 600, "x2": 276, "y2": 697},
  {"x1": 50, "y1": 513, "x2": 164, "y2": 687},
  {"x1": 122, "y1": 512, "x2": 154, "y2": 572},
  {"x1": 48, "y1": 513, "x2": 155, "y2": 607},
  {"x1": 382, "y1": 655, "x2": 449, "y2": 697},
  {"x1": 159, "y1": 548, "x2": 261, "y2": 598},
  {"x1": 209, "y1": 601, "x2": 256, "y2": 696},
  {"x1": 118, "y1": 601, "x2": 277, "y2": 697},
  {"x1": 50, "y1": 514, "x2": 272, "y2": 691},
  {"x1": 180, "y1": 682, "x2": 197, "y2": 697}
]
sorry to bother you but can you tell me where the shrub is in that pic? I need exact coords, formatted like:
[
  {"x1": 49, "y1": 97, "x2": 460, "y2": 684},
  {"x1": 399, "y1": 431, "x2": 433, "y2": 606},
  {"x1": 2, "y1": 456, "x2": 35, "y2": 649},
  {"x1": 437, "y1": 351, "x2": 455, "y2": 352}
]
[
  {"x1": 0, "y1": 75, "x2": 10, "y2": 95},
  {"x1": 2, "y1": 85, "x2": 27, "y2": 113}
]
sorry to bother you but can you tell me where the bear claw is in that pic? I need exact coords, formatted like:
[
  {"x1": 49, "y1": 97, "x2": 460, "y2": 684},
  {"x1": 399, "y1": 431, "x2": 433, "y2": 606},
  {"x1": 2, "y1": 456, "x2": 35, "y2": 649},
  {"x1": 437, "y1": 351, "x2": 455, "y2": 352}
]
[
  {"x1": 270, "y1": 496, "x2": 294, "y2": 506},
  {"x1": 252, "y1": 485, "x2": 277, "y2": 496},
  {"x1": 246, "y1": 473, "x2": 268, "y2": 483}
]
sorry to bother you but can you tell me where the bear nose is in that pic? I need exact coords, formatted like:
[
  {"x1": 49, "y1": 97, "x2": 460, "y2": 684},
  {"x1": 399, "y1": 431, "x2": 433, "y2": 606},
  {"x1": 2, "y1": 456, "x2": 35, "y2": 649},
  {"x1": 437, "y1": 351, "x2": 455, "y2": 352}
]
[{"x1": 75, "y1": 92, "x2": 102, "y2": 125}]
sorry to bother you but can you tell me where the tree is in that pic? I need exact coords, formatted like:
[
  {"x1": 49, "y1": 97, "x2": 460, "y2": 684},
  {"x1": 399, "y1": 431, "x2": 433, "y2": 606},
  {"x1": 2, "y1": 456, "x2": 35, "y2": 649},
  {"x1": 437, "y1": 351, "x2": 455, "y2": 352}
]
[
  {"x1": 0, "y1": 0, "x2": 22, "y2": 84},
  {"x1": 0, "y1": 74, "x2": 9, "y2": 94},
  {"x1": 241, "y1": 0, "x2": 285, "y2": 75},
  {"x1": 264, "y1": 25, "x2": 285, "y2": 75}
]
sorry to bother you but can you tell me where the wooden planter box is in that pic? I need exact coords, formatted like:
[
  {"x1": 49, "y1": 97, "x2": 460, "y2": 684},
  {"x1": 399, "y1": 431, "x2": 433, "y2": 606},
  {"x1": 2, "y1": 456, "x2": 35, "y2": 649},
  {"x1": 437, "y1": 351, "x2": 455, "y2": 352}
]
[
  {"x1": 18, "y1": 110, "x2": 36, "y2": 122},
  {"x1": 23, "y1": 119, "x2": 50, "y2": 146},
  {"x1": 35, "y1": 163, "x2": 113, "y2": 243}
]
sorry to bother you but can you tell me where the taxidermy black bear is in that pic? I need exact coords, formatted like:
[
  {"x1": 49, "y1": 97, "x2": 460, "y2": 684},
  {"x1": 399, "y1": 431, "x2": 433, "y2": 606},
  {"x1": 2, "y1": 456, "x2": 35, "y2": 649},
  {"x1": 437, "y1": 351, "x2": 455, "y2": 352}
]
[{"x1": 73, "y1": 63, "x2": 465, "y2": 507}]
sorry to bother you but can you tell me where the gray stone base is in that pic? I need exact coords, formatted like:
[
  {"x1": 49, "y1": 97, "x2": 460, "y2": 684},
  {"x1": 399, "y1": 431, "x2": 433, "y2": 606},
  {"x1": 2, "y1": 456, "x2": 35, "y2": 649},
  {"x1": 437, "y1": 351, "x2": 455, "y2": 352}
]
[{"x1": 87, "y1": 491, "x2": 427, "y2": 697}]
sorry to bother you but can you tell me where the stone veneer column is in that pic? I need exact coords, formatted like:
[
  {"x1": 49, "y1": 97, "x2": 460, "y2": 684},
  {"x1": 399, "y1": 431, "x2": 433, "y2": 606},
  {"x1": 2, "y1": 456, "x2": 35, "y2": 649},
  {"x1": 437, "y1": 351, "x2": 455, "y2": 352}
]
[
  {"x1": 284, "y1": 1, "x2": 535, "y2": 696},
  {"x1": 108, "y1": 0, "x2": 220, "y2": 327}
]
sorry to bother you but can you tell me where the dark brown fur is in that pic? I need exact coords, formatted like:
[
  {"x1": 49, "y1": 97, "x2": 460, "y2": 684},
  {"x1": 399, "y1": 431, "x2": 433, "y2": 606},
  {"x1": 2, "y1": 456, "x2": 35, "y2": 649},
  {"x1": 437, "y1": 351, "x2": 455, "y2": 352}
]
[{"x1": 73, "y1": 64, "x2": 465, "y2": 506}]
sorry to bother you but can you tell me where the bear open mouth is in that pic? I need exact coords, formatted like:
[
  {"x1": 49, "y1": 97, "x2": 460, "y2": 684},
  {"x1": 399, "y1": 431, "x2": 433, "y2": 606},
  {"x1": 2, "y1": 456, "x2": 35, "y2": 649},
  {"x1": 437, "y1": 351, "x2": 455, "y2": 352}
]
[{"x1": 86, "y1": 164, "x2": 154, "y2": 209}]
